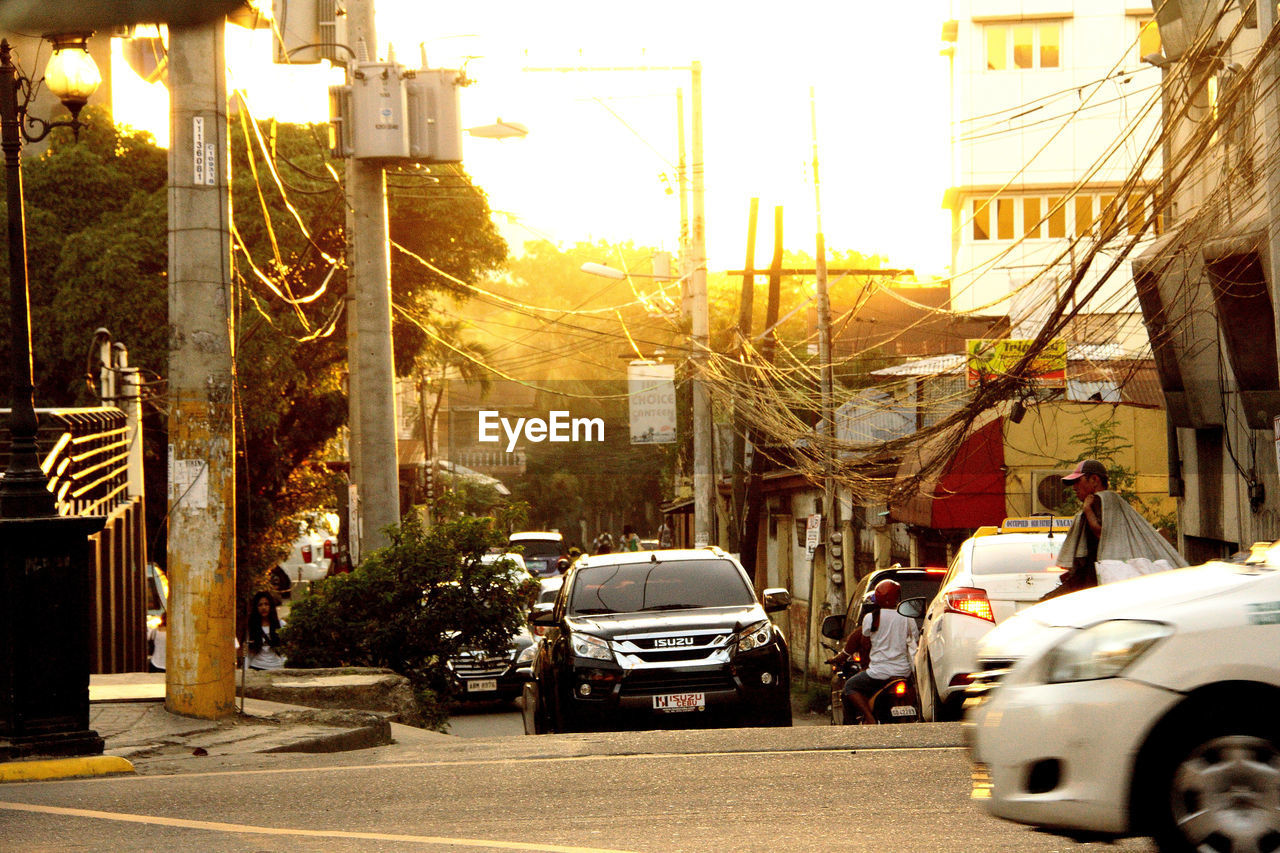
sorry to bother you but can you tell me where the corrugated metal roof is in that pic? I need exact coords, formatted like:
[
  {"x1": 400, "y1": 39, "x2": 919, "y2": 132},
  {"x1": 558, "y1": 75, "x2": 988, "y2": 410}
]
[{"x1": 870, "y1": 343, "x2": 1138, "y2": 377}]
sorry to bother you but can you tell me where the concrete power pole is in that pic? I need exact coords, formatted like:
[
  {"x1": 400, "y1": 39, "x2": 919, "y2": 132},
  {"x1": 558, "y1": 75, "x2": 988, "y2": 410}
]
[
  {"x1": 166, "y1": 20, "x2": 237, "y2": 719},
  {"x1": 344, "y1": 0, "x2": 401, "y2": 559},
  {"x1": 690, "y1": 60, "x2": 714, "y2": 548},
  {"x1": 810, "y1": 87, "x2": 842, "y2": 616}
]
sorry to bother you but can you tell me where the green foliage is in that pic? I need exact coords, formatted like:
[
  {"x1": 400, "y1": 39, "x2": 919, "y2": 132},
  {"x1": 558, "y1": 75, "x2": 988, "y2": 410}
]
[
  {"x1": 5, "y1": 112, "x2": 508, "y2": 604},
  {"x1": 282, "y1": 511, "x2": 536, "y2": 728},
  {"x1": 1061, "y1": 413, "x2": 1176, "y2": 536}
]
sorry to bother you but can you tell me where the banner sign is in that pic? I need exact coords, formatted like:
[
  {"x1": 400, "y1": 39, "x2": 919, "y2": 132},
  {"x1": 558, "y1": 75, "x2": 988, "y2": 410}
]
[
  {"x1": 966, "y1": 338, "x2": 1067, "y2": 387},
  {"x1": 628, "y1": 361, "x2": 676, "y2": 445}
]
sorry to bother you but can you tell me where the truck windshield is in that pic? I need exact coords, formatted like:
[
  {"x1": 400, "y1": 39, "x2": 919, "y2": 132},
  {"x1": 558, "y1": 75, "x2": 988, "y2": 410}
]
[{"x1": 568, "y1": 559, "x2": 754, "y2": 615}]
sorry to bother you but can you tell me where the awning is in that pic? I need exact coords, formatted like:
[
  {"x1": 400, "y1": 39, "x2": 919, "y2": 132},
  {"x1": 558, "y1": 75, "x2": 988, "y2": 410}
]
[{"x1": 889, "y1": 411, "x2": 1006, "y2": 529}]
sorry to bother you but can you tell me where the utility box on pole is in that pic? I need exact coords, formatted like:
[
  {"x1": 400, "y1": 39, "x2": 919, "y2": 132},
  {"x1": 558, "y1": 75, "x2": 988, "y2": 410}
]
[
  {"x1": 271, "y1": 0, "x2": 347, "y2": 65},
  {"x1": 406, "y1": 69, "x2": 463, "y2": 162},
  {"x1": 349, "y1": 61, "x2": 410, "y2": 160},
  {"x1": 331, "y1": 64, "x2": 464, "y2": 163}
]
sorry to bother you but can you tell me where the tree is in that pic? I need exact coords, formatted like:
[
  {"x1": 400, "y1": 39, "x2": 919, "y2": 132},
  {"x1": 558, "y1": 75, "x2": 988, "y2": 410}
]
[
  {"x1": 6, "y1": 112, "x2": 509, "y2": 600},
  {"x1": 282, "y1": 510, "x2": 535, "y2": 729}
]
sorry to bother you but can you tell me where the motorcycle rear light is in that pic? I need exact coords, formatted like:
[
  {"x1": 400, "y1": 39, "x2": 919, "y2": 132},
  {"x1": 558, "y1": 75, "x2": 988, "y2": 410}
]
[
  {"x1": 894, "y1": 681, "x2": 906, "y2": 695},
  {"x1": 301, "y1": 544, "x2": 313, "y2": 563},
  {"x1": 944, "y1": 587, "x2": 994, "y2": 622},
  {"x1": 323, "y1": 539, "x2": 334, "y2": 560}
]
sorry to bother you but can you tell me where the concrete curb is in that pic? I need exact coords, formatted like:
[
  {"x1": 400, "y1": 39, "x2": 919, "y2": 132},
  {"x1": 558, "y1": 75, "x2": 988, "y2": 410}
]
[
  {"x1": 0, "y1": 755, "x2": 135, "y2": 783},
  {"x1": 259, "y1": 718, "x2": 392, "y2": 754}
]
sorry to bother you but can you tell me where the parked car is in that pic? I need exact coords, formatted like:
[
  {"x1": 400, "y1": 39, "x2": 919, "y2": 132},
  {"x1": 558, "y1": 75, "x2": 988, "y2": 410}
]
[
  {"x1": 967, "y1": 542, "x2": 1280, "y2": 851},
  {"x1": 447, "y1": 624, "x2": 536, "y2": 704},
  {"x1": 269, "y1": 512, "x2": 340, "y2": 595},
  {"x1": 508, "y1": 531, "x2": 564, "y2": 578},
  {"x1": 915, "y1": 516, "x2": 1072, "y2": 721},
  {"x1": 522, "y1": 548, "x2": 792, "y2": 733},
  {"x1": 819, "y1": 565, "x2": 946, "y2": 724}
]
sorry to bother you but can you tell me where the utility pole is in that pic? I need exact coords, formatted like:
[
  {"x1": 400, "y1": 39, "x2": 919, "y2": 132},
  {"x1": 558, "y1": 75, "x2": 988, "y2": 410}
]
[
  {"x1": 689, "y1": 60, "x2": 713, "y2": 548},
  {"x1": 730, "y1": 198, "x2": 759, "y2": 557},
  {"x1": 166, "y1": 20, "x2": 237, "y2": 719},
  {"x1": 344, "y1": 0, "x2": 401, "y2": 557},
  {"x1": 810, "y1": 87, "x2": 842, "y2": 615}
]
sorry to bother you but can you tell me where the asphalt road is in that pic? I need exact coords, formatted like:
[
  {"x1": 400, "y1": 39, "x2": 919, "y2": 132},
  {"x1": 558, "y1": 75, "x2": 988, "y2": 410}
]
[{"x1": 0, "y1": 718, "x2": 1155, "y2": 853}]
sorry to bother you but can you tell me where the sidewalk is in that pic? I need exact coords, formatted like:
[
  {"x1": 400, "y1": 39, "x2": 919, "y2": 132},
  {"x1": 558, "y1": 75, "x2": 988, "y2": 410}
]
[{"x1": 0, "y1": 673, "x2": 448, "y2": 780}]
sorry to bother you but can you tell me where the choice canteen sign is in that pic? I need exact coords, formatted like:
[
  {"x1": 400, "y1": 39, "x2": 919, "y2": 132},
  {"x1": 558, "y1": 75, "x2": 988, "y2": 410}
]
[
  {"x1": 966, "y1": 338, "x2": 1067, "y2": 387},
  {"x1": 628, "y1": 361, "x2": 676, "y2": 445}
]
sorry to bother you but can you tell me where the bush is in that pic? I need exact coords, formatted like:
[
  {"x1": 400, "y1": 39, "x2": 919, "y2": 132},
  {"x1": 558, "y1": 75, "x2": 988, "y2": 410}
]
[{"x1": 282, "y1": 509, "x2": 536, "y2": 727}]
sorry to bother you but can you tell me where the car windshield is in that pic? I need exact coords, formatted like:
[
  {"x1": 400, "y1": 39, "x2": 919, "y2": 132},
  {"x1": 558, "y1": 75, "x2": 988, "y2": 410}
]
[
  {"x1": 971, "y1": 538, "x2": 1062, "y2": 574},
  {"x1": 568, "y1": 559, "x2": 754, "y2": 615},
  {"x1": 512, "y1": 539, "x2": 561, "y2": 559}
]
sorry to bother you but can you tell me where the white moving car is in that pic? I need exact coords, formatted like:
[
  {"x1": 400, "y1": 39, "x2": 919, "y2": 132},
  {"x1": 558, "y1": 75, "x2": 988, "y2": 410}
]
[
  {"x1": 270, "y1": 512, "x2": 340, "y2": 594},
  {"x1": 915, "y1": 517, "x2": 1071, "y2": 720},
  {"x1": 967, "y1": 545, "x2": 1280, "y2": 851}
]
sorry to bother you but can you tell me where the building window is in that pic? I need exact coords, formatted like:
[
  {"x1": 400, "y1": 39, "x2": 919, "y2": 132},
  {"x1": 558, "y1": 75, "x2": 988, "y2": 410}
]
[
  {"x1": 973, "y1": 199, "x2": 990, "y2": 240},
  {"x1": 1047, "y1": 196, "x2": 1066, "y2": 238},
  {"x1": 997, "y1": 197, "x2": 1015, "y2": 239},
  {"x1": 986, "y1": 22, "x2": 1062, "y2": 70},
  {"x1": 986, "y1": 26, "x2": 1008, "y2": 70},
  {"x1": 1023, "y1": 197, "x2": 1042, "y2": 239},
  {"x1": 1074, "y1": 195, "x2": 1094, "y2": 237},
  {"x1": 1138, "y1": 18, "x2": 1160, "y2": 60},
  {"x1": 1039, "y1": 23, "x2": 1060, "y2": 67}
]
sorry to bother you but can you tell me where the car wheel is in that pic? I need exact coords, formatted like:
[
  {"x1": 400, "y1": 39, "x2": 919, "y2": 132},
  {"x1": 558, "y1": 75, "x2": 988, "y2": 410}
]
[
  {"x1": 919, "y1": 653, "x2": 940, "y2": 723},
  {"x1": 268, "y1": 567, "x2": 292, "y2": 597},
  {"x1": 1152, "y1": 726, "x2": 1280, "y2": 853}
]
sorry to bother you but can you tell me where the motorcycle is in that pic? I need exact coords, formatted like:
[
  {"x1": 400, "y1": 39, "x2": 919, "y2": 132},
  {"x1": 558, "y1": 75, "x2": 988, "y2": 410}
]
[{"x1": 827, "y1": 654, "x2": 921, "y2": 725}]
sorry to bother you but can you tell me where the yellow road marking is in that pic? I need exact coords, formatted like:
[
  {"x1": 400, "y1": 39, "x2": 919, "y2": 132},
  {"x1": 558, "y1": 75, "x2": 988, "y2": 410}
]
[{"x1": 0, "y1": 800, "x2": 638, "y2": 853}]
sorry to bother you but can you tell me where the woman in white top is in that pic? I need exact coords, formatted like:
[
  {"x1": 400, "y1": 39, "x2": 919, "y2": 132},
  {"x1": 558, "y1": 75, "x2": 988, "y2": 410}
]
[
  {"x1": 147, "y1": 612, "x2": 167, "y2": 672},
  {"x1": 246, "y1": 591, "x2": 287, "y2": 670}
]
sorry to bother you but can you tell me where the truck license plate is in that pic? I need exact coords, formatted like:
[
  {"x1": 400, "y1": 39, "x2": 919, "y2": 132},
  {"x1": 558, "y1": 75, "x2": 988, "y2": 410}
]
[
  {"x1": 653, "y1": 692, "x2": 705, "y2": 712},
  {"x1": 467, "y1": 679, "x2": 498, "y2": 692}
]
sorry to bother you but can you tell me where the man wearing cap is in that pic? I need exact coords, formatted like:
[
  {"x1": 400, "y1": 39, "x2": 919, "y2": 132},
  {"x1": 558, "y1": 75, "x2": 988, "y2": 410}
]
[
  {"x1": 1053, "y1": 459, "x2": 1109, "y2": 593},
  {"x1": 1045, "y1": 458, "x2": 1187, "y2": 599}
]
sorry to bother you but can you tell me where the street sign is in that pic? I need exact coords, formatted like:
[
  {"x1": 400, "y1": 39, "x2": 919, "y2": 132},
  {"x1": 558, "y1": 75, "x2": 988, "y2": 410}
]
[
  {"x1": 628, "y1": 361, "x2": 676, "y2": 445},
  {"x1": 805, "y1": 514, "x2": 822, "y2": 561},
  {"x1": 966, "y1": 338, "x2": 1067, "y2": 387}
]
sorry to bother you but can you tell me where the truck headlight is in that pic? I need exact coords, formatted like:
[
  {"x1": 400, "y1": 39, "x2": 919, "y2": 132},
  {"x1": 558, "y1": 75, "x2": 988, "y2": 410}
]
[
  {"x1": 737, "y1": 620, "x2": 773, "y2": 653},
  {"x1": 570, "y1": 633, "x2": 613, "y2": 662},
  {"x1": 1042, "y1": 620, "x2": 1172, "y2": 684}
]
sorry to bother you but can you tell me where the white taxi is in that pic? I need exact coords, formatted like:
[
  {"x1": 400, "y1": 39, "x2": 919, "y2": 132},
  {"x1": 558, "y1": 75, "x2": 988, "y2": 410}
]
[
  {"x1": 915, "y1": 517, "x2": 1071, "y2": 721},
  {"x1": 967, "y1": 544, "x2": 1280, "y2": 850}
]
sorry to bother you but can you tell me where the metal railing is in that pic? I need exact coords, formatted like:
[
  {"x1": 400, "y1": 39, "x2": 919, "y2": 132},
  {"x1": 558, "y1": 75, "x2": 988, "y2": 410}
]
[{"x1": 1, "y1": 407, "x2": 147, "y2": 672}]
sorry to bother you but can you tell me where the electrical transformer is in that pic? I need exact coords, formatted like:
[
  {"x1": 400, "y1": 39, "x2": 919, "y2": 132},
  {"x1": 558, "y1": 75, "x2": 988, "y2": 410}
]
[
  {"x1": 346, "y1": 61, "x2": 412, "y2": 160},
  {"x1": 329, "y1": 63, "x2": 465, "y2": 164},
  {"x1": 406, "y1": 69, "x2": 464, "y2": 163}
]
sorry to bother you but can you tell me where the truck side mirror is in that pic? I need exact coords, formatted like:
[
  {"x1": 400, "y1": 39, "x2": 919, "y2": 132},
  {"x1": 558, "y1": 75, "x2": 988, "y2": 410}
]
[{"x1": 761, "y1": 587, "x2": 791, "y2": 613}]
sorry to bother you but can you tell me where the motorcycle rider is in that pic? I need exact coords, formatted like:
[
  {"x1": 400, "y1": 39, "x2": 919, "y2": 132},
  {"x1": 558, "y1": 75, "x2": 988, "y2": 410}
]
[{"x1": 832, "y1": 579, "x2": 918, "y2": 724}]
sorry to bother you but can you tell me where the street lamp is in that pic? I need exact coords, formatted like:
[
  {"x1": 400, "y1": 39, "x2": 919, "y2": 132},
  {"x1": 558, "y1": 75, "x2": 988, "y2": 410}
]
[{"x1": 0, "y1": 33, "x2": 107, "y2": 760}]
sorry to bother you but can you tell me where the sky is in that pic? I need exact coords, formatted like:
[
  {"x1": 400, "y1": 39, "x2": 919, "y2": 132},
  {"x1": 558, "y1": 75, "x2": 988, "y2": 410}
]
[{"x1": 111, "y1": 1, "x2": 954, "y2": 276}]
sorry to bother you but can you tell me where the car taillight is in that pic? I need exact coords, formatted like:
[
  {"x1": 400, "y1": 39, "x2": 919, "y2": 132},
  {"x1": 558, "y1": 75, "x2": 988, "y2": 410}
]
[
  {"x1": 323, "y1": 539, "x2": 334, "y2": 560},
  {"x1": 944, "y1": 587, "x2": 995, "y2": 622},
  {"x1": 301, "y1": 544, "x2": 313, "y2": 563}
]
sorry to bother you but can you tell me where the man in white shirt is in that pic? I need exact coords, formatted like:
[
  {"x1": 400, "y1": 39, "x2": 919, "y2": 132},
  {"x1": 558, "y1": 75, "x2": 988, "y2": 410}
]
[{"x1": 839, "y1": 579, "x2": 918, "y2": 724}]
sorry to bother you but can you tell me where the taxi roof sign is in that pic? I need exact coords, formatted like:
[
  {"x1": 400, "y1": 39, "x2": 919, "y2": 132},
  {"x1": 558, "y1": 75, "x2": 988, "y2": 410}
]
[{"x1": 1000, "y1": 516, "x2": 1074, "y2": 533}]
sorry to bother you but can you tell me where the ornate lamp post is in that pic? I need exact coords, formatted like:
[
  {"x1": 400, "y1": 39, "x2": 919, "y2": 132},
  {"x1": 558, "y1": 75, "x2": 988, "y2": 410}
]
[{"x1": 0, "y1": 33, "x2": 108, "y2": 760}]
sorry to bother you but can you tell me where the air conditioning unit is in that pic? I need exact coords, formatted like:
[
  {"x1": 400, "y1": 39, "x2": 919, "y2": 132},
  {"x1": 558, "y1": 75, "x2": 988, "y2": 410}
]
[{"x1": 1030, "y1": 470, "x2": 1071, "y2": 515}]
